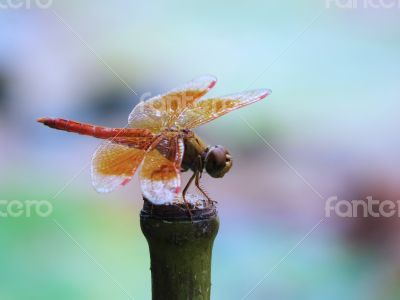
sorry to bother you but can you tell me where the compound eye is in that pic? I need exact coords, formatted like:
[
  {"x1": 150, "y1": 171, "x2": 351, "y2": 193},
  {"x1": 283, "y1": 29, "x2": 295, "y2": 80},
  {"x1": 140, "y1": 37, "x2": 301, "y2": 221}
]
[{"x1": 205, "y1": 146, "x2": 232, "y2": 178}]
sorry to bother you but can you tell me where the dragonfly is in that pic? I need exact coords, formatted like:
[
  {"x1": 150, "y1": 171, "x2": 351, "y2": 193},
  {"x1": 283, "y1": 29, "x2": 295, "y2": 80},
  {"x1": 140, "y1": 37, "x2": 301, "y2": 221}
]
[{"x1": 38, "y1": 75, "x2": 271, "y2": 206}]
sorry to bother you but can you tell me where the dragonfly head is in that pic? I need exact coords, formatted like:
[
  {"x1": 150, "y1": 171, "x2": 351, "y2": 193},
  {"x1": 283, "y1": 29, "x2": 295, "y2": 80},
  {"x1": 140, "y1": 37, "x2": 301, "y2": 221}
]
[{"x1": 204, "y1": 145, "x2": 232, "y2": 178}]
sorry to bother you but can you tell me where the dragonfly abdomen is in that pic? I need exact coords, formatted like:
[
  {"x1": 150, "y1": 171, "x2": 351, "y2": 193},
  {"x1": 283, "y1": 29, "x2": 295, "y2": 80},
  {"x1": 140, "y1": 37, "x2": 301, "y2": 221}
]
[{"x1": 37, "y1": 118, "x2": 152, "y2": 139}]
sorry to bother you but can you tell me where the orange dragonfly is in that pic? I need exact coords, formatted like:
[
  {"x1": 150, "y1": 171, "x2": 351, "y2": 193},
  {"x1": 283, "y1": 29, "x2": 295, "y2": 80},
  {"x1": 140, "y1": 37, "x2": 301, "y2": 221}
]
[{"x1": 38, "y1": 76, "x2": 271, "y2": 205}]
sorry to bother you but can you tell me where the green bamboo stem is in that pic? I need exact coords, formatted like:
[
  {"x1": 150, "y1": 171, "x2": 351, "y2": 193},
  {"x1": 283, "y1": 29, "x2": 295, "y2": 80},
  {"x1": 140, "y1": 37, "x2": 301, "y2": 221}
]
[{"x1": 140, "y1": 199, "x2": 219, "y2": 300}]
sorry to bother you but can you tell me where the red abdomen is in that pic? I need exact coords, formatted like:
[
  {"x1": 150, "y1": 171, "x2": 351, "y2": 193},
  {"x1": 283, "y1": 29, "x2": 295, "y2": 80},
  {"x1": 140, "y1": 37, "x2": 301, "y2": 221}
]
[{"x1": 37, "y1": 117, "x2": 152, "y2": 139}]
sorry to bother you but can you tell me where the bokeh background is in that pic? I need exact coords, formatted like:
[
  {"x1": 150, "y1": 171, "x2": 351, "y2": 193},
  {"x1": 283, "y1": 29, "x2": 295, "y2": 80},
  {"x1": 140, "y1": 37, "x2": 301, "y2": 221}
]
[{"x1": 1, "y1": 0, "x2": 400, "y2": 299}]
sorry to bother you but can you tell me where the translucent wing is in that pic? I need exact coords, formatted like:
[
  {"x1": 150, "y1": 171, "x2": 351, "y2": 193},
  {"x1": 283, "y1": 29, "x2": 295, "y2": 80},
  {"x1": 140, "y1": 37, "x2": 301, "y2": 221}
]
[
  {"x1": 128, "y1": 75, "x2": 217, "y2": 133},
  {"x1": 139, "y1": 135, "x2": 184, "y2": 205},
  {"x1": 177, "y1": 89, "x2": 271, "y2": 129},
  {"x1": 91, "y1": 140, "x2": 153, "y2": 193}
]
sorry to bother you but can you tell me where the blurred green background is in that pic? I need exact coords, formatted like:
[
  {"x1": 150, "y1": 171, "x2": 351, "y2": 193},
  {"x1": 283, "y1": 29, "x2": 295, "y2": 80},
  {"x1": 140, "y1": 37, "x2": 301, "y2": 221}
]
[{"x1": 1, "y1": 0, "x2": 400, "y2": 299}]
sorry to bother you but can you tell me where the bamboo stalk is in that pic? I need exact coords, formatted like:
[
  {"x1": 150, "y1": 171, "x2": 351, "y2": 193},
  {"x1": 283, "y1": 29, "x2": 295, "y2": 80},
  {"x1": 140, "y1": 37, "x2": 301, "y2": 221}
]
[{"x1": 140, "y1": 199, "x2": 219, "y2": 300}]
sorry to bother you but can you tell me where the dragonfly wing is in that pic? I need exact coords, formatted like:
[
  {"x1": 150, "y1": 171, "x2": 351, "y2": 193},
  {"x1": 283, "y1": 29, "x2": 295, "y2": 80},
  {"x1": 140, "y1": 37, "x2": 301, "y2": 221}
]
[
  {"x1": 177, "y1": 89, "x2": 271, "y2": 129},
  {"x1": 128, "y1": 75, "x2": 217, "y2": 132},
  {"x1": 139, "y1": 135, "x2": 184, "y2": 205},
  {"x1": 91, "y1": 142, "x2": 148, "y2": 193}
]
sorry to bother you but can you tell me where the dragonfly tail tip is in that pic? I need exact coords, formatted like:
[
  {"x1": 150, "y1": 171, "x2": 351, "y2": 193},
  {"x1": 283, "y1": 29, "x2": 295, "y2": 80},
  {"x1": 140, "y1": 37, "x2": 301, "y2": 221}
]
[{"x1": 37, "y1": 117, "x2": 47, "y2": 124}]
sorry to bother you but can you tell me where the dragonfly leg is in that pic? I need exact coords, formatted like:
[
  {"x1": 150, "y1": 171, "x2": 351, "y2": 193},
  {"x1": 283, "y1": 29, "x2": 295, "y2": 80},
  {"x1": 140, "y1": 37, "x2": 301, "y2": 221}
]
[
  {"x1": 183, "y1": 172, "x2": 196, "y2": 201},
  {"x1": 190, "y1": 155, "x2": 213, "y2": 206},
  {"x1": 195, "y1": 169, "x2": 213, "y2": 206},
  {"x1": 182, "y1": 172, "x2": 196, "y2": 219}
]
